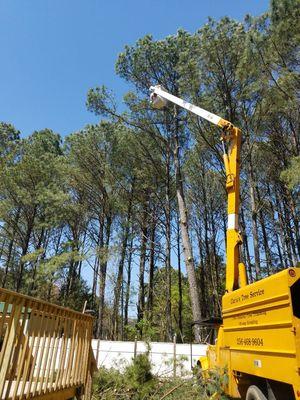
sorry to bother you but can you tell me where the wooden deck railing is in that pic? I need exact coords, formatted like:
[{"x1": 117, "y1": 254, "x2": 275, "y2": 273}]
[{"x1": 0, "y1": 287, "x2": 94, "y2": 400}]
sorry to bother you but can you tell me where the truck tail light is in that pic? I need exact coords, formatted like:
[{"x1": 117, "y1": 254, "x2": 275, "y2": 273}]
[
  {"x1": 290, "y1": 279, "x2": 300, "y2": 318},
  {"x1": 289, "y1": 269, "x2": 296, "y2": 277}
]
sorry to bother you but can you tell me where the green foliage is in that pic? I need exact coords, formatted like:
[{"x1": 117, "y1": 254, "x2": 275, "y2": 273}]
[
  {"x1": 125, "y1": 354, "x2": 155, "y2": 396},
  {"x1": 59, "y1": 277, "x2": 93, "y2": 311},
  {"x1": 199, "y1": 369, "x2": 229, "y2": 400},
  {"x1": 0, "y1": 122, "x2": 20, "y2": 158},
  {"x1": 281, "y1": 156, "x2": 300, "y2": 190},
  {"x1": 92, "y1": 354, "x2": 213, "y2": 400},
  {"x1": 93, "y1": 367, "x2": 125, "y2": 397},
  {"x1": 135, "y1": 319, "x2": 158, "y2": 341},
  {"x1": 93, "y1": 354, "x2": 156, "y2": 400},
  {"x1": 144, "y1": 268, "x2": 193, "y2": 342},
  {"x1": 20, "y1": 248, "x2": 45, "y2": 263},
  {"x1": 0, "y1": 129, "x2": 67, "y2": 230}
]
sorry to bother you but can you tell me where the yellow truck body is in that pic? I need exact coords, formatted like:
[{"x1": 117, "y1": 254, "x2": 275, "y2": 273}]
[{"x1": 202, "y1": 268, "x2": 300, "y2": 399}]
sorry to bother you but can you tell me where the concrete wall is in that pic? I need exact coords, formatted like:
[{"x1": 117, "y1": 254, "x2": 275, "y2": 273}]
[{"x1": 91, "y1": 339, "x2": 207, "y2": 377}]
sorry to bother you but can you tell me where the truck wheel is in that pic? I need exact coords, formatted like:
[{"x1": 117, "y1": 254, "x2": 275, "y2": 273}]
[{"x1": 246, "y1": 385, "x2": 267, "y2": 400}]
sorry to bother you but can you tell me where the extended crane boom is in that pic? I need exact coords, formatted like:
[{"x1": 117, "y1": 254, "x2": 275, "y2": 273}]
[
  {"x1": 150, "y1": 85, "x2": 228, "y2": 128},
  {"x1": 150, "y1": 85, "x2": 247, "y2": 292}
]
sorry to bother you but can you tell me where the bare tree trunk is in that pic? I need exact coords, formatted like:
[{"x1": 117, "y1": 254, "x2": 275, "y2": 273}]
[
  {"x1": 204, "y1": 202, "x2": 219, "y2": 315},
  {"x1": 256, "y1": 189, "x2": 272, "y2": 275},
  {"x1": 112, "y1": 189, "x2": 133, "y2": 339},
  {"x1": 147, "y1": 214, "x2": 156, "y2": 322},
  {"x1": 65, "y1": 229, "x2": 81, "y2": 301},
  {"x1": 286, "y1": 191, "x2": 300, "y2": 258},
  {"x1": 267, "y1": 185, "x2": 284, "y2": 269},
  {"x1": 165, "y1": 139, "x2": 172, "y2": 341},
  {"x1": 176, "y1": 215, "x2": 183, "y2": 341},
  {"x1": 97, "y1": 213, "x2": 112, "y2": 339},
  {"x1": 47, "y1": 228, "x2": 63, "y2": 301},
  {"x1": 196, "y1": 223, "x2": 208, "y2": 318},
  {"x1": 137, "y1": 203, "x2": 148, "y2": 335},
  {"x1": 2, "y1": 238, "x2": 12, "y2": 288},
  {"x1": 78, "y1": 229, "x2": 87, "y2": 278},
  {"x1": 258, "y1": 211, "x2": 272, "y2": 275},
  {"x1": 173, "y1": 111, "x2": 202, "y2": 342},
  {"x1": 283, "y1": 202, "x2": 298, "y2": 265},
  {"x1": 92, "y1": 242, "x2": 99, "y2": 308},
  {"x1": 2, "y1": 208, "x2": 21, "y2": 288},
  {"x1": 124, "y1": 235, "x2": 134, "y2": 331},
  {"x1": 112, "y1": 225, "x2": 128, "y2": 339},
  {"x1": 16, "y1": 215, "x2": 35, "y2": 293},
  {"x1": 240, "y1": 208, "x2": 253, "y2": 282},
  {"x1": 28, "y1": 227, "x2": 47, "y2": 295},
  {"x1": 248, "y1": 161, "x2": 261, "y2": 279},
  {"x1": 275, "y1": 188, "x2": 294, "y2": 266},
  {"x1": 0, "y1": 237, "x2": 6, "y2": 263},
  {"x1": 210, "y1": 212, "x2": 221, "y2": 315}
]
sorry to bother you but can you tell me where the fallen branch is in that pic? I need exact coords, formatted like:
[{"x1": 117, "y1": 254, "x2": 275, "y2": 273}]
[{"x1": 159, "y1": 382, "x2": 184, "y2": 400}]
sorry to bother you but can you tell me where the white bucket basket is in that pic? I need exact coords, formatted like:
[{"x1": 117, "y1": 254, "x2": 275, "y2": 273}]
[{"x1": 150, "y1": 88, "x2": 168, "y2": 109}]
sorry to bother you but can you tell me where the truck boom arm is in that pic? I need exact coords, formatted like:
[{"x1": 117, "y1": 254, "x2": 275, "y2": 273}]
[
  {"x1": 150, "y1": 85, "x2": 247, "y2": 292},
  {"x1": 150, "y1": 85, "x2": 228, "y2": 128}
]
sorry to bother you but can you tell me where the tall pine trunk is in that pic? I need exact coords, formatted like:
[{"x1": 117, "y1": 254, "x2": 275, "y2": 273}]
[
  {"x1": 173, "y1": 110, "x2": 202, "y2": 342},
  {"x1": 248, "y1": 160, "x2": 261, "y2": 279},
  {"x1": 2, "y1": 208, "x2": 20, "y2": 288},
  {"x1": 176, "y1": 215, "x2": 183, "y2": 341},
  {"x1": 112, "y1": 189, "x2": 133, "y2": 339},
  {"x1": 96, "y1": 213, "x2": 112, "y2": 339},
  {"x1": 147, "y1": 214, "x2": 156, "y2": 322},
  {"x1": 164, "y1": 138, "x2": 172, "y2": 341},
  {"x1": 240, "y1": 208, "x2": 253, "y2": 282},
  {"x1": 2, "y1": 237, "x2": 13, "y2": 289},
  {"x1": 124, "y1": 235, "x2": 134, "y2": 333},
  {"x1": 16, "y1": 211, "x2": 35, "y2": 292},
  {"x1": 137, "y1": 202, "x2": 148, "y2": 335}
]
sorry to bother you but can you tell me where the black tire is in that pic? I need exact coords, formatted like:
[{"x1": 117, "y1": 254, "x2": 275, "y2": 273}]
[{"x1": 246, "y1": 385, "x2": 268, "y2": 400}]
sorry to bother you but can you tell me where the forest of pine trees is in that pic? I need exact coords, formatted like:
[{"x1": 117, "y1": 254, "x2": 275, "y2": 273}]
[{"x1": 0, "y1": 0, "x2": 299, "y2": 342}]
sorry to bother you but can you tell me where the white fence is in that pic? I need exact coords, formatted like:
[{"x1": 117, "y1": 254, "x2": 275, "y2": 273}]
[{"x1": 91, "y1": 339, "x2": 207, "y2": 377}]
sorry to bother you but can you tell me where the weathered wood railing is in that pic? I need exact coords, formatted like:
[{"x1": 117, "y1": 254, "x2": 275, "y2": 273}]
[{"x1": 0, "y1": 287, "x2": 94, "y2": 400}]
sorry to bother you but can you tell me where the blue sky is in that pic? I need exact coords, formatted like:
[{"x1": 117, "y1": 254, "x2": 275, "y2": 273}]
[{"x1": 0, "y1": 0, "x2": 269, "y2": 138}]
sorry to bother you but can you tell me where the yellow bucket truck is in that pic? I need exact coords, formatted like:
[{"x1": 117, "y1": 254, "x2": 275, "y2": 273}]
[{"x1": 150, "y1": 85, "x2": 300, "y2": 400}]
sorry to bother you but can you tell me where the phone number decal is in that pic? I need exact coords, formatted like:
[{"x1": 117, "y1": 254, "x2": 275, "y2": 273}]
[{"x1": 237, "y1": 337, "x2": 264, "y2": 346}]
